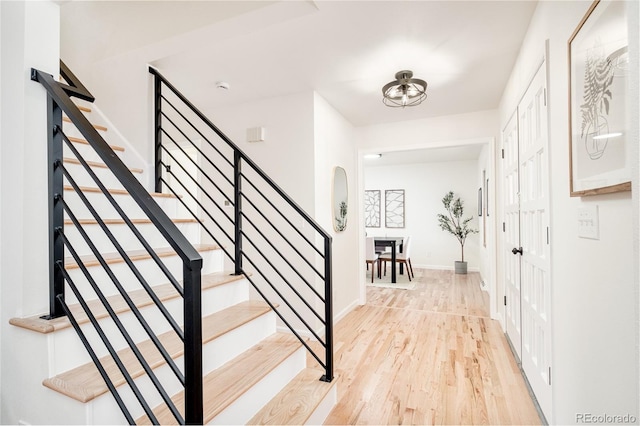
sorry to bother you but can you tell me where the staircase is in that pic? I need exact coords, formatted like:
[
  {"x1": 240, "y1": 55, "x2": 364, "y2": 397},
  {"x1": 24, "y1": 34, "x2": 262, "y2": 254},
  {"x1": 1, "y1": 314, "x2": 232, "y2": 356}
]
[{"x1": 9, "y1": 63, "x2": 336, "y2": 424}]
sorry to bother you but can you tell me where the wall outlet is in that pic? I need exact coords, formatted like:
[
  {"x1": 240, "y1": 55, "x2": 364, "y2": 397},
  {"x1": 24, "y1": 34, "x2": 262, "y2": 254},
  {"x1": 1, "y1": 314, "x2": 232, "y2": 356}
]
[{"x1": 577, "y1": 205, "x2": 599, "y2": 240}]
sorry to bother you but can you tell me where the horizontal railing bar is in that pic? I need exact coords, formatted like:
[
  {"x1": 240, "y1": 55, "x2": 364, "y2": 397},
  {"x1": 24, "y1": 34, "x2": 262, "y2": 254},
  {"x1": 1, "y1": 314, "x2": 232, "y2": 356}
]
[
  {"x1": 239, "y1": 229, "x2": 324, "y2": 323},
  {"x1": 240, "y1": 173, "x2": 324, "y2": 258},
  {"x1": 159, "y1": 93, "x2": 234, "y2": 169},
  {"x1": 160, "y1": 146, "x2": 234, "y2": 217},
  {"x1": 161, "y1": 164, "x2": 234, "y2": 242},
  {"x1": 242, "y1": 272, "x2": 327, "y2": 368},
  {"x1": 149, "y1": 67, "x2": 331, "y2": 240},
  {"x1": 159, "y1": 113, "x2": 233, "y2": 188},
  {"x1": 59, "y1": 205, "x2": 186, "y2": 390},
  {"x1": 54, "y1": 292, "x2": 136, "y2": 425},
  {"x1": 240, "y1": 191, "x2": 325, "y2": 279},
  {"x1": 61, "y1": 164, "x2": 185, "y2": 341},
  {"x1": 33, "y1": 68, "x2": 201, "y2": 265},
  {"x1": 240, "y1": 211, "x2": 325, "y2": 304},
  {"x1": 240, "y1": 250, "x2": 325, "y2": 344},
  {"x1": 160, "y1": 177, "x2": 235, "y2": 263},
  {"x1": 61, "y1": 133, "x2": 184, "y2": 297},
  {"x1": 56, "y1": 242, "x2": 172, "y2": 425}
]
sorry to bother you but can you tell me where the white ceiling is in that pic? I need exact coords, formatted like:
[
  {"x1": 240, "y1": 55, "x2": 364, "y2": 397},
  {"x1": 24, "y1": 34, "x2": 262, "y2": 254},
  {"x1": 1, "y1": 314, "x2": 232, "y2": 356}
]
[
  {"x1": 61, "y1": 1, "x2": 537, "y2": 167},
  {"x1": 61, "y1": 0, "x2": 538, "y2": 129}
]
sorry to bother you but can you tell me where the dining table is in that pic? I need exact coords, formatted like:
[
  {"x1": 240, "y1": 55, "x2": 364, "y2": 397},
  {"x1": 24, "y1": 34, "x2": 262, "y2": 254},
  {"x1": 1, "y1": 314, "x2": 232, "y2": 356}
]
[{"x1": 373, "y1": 236, "x2": 404, "y2": 283}]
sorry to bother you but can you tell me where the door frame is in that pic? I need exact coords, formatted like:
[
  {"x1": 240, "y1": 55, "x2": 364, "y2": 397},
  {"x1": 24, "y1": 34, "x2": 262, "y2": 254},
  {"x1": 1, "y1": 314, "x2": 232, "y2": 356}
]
[{"x1": 356, "y1": 136, "x2": 500, "y2": 320}]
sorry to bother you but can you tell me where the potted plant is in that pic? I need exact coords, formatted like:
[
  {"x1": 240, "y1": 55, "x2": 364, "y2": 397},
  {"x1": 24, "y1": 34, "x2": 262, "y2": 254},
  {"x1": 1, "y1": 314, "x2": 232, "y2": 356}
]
[{"x1": 437, "y1": 191, "x2": 478, "y2": 274}]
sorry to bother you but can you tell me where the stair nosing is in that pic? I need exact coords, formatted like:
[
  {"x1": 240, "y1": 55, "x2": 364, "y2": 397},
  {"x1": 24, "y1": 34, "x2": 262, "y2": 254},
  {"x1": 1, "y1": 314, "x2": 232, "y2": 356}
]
[
  {"x1": 67, "y1": 136, "x2": 124, "y2": 152},
  {"x1": 63, "y1": 157, "x2": 143, "y2": 174},
  {"x1": 63, "y1": 116, "x2": 107, "y2": 131},
  {"x1": 62, "y1": 244, "x2": 220, "y2": 270},
  {"x1": 63, "y1": 185, "x2": 179, "y2": 199},
  {"x1": 8, "y1": 270, "x2": 237, "y2": 334},
  {"x1": 63, "y1": 218, "x2": 197, "y2": 226},
  {"x1": 41, "y1": 300, "x2": 272, "y2": 403},
  {"x1": 137, "y1": 333, "x2": 303, "y2": 425}
]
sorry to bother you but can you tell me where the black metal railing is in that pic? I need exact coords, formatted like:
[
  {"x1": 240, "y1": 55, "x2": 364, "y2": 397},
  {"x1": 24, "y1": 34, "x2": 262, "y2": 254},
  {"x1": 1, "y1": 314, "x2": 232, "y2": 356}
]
[
  {"x1": 149, "y1": 67, "x2": 334, "y2": 382},
  {"x1": 32, "y1": 62, "x2": 203, "y2": 424}
]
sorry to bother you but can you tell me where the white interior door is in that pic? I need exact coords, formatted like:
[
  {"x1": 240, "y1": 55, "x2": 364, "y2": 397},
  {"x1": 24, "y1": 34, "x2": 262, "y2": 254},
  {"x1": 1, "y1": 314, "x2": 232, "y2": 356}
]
[
  {"x1": 502, "y1": 113, "x2": 522, "y2": 360},
  {"x1": 502, "y1": 62, "x2": 552, "y2": 418},
  {"x1": 517, "y1": 63, "x2": 551, "y2": 417}
]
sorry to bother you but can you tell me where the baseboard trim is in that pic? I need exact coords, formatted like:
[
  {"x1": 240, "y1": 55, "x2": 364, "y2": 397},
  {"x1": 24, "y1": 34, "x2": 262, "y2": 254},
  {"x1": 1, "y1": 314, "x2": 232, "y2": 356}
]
[
  {"x1": 504, "y1": 333, "x2": 549, "y2": 426},
  {"x1": 414, "y1": 264, "x2": 481, "y2": 272}
]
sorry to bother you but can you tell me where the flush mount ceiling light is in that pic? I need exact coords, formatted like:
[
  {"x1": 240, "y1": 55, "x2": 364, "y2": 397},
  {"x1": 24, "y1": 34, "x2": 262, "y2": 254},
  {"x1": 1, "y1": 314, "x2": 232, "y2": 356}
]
[{"x1": 382, "y1": 70, "x2": 427, "y2": 108}]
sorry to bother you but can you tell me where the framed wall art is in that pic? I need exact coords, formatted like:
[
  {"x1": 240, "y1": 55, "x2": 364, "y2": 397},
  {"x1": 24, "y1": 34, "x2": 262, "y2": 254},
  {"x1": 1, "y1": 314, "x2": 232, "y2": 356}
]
[
  {"x1": 385, "y1": 189, "x2": 405, "y2": 228},
  {"x1": 568, "y1": 0, "x2": 631, "y2": 196},
  {"x1": 364, "y1": 190, "x2": 381, "y2": 227}
]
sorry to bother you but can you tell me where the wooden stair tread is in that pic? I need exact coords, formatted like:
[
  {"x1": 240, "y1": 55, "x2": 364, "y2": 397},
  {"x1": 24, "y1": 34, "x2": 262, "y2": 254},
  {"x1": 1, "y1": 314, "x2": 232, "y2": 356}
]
[
  {"x1": 137, "y1": 333, "x2": 303, "y2": 425},
  {"x1": 64, "y1": 244, "x2": 220, "y2": 270},
  {"x1": 63, "y1": 157, "x2": 143, "y2": 174},
  {"x1": 42, "y1": 300, "x2": 271, "y2": 403},
  {"x1": 9, "y1": 271, "x2": 243, "y2": 334},
  {"x1": 63, "y1": 185, "x2": 180, "y2": 199},
  {"x1": 63, "y1": 218, "x2": 197, "y2": 225},
  {"x1": 248, "y1": 368, "x2": 336, "y2": 425},
  {"x1": 63, "y1": 116, "x2": 107, "y2": 131},
  {"x1": 67, "y1": 136, "x2": 124, "y2": 152}
]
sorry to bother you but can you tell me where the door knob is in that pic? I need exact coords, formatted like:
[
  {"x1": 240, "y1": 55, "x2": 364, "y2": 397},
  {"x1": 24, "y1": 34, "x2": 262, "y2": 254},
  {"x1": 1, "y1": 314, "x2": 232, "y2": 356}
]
[{"x1": 512, "y1": 247, "x2": 523, "y2": 255}]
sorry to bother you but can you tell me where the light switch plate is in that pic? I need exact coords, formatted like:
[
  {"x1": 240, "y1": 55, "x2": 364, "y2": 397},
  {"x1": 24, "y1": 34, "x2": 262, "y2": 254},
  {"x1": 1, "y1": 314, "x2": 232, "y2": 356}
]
[{"x1": 577, "y1": 205, "x2": 599, "y2": 239}]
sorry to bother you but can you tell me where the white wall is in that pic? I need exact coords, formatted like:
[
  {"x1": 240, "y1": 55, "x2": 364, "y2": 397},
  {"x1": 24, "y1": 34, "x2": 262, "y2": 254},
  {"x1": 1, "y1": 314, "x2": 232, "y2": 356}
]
[
  {"x1": 477, "y1": 144, "x2": 495, "y2": 289},
  {"x1": 364, "y1": 160, "x2": 481, "y2": 271},
  {"x1": 357, "y1": 109, "x2": 499, "y2": 152},
  {"x1": 0, "y1": 2, "x2": 62, "y2": 423},
  {"x1": 313, "y1": 93, "x2": 359, "y2": 323},
  {"x1": 206, "y1": 91, "x2": 315, "y2": 211},
  {"x1": 499, "y1": 1, "x2": 639, "y2": 423},
  {"x1": 632, "y1": 0, "x2": 640, "y2": 417}
]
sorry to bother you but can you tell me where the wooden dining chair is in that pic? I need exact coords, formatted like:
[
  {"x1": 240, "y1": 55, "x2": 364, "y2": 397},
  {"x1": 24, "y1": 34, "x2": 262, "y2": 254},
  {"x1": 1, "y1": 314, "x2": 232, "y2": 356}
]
[
  {"x1": 365, "y1": 237, "x2": 380, "y2": 283},
  {"x1": 380, "y1": 235, "x2": 414, "y2": 281}
]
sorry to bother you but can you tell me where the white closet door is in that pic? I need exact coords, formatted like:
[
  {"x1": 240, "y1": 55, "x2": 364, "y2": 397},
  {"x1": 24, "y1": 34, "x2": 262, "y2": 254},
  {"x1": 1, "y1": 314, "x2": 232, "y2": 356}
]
[
  {"x1": 502, "y1": 112, "x2": 522, "y2": 360},
  {"x1": 517, "y1": 63, "x2": 552, "y2": 417}
]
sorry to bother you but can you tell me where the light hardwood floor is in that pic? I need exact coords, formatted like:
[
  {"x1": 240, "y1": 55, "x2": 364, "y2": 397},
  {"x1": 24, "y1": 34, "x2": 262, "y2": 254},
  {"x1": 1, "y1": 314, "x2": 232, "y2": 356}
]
[{"x1": 322, "y1": 269, "x2": 541, "y2": 425}]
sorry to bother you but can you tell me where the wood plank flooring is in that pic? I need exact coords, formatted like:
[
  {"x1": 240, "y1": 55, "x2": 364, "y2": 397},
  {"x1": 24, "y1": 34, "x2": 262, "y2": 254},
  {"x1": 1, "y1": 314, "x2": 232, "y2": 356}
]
[{"x1": 322, "y1": 269, "x2": 540, "y2": 425}]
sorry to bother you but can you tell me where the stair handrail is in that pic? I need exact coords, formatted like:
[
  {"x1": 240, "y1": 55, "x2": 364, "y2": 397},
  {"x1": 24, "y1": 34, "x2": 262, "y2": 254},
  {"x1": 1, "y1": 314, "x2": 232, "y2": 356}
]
[
  {"x1": 149, "y1": 66, "x2": 334, "y2": 382},
  {"x1": 32, "y1": 61, "x2": 204, "y2": 424}
]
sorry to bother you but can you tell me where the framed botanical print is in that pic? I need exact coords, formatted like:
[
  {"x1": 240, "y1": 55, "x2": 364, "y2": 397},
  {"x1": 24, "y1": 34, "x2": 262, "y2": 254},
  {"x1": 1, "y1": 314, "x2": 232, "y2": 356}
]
[{"x1": 568, "y1": 0, "x2": 631, "y2": 196}]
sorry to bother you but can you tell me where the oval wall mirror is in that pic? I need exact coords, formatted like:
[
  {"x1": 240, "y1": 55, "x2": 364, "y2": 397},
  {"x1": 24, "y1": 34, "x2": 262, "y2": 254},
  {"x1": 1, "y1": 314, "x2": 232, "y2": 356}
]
[{"x1": 333, "y1": 166, "x2": 348, "y2": 232}]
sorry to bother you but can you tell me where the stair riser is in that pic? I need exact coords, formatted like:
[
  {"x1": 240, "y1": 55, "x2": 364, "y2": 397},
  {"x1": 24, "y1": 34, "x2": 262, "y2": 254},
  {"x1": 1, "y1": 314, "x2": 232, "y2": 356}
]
[
  {"x1": 306, "y1": 384, "x2": 338, "y2": 426},
  {"x1": 63, "y1": 190, "x2": 192, "y2": 220},
  {"x1": 63, "y1": 161, "x2": 141, "y2": 190},
  {"x1": 63, "y1": 141, "x2": 124, "y2": 165},
  {"x1": 77, "y1": 312, "x2": 277, "y2": 424},
  {"x1": 63, "y1": 249, "x2": 223, "y2": 304},
  {"x1": 62, "y1": 222, "x2": 200, "y2": 257},
  {"x1": 210, "y1": 347, "x2": 306, "y2": 425},
  {"x1": 50, "y1": 278, "x2": 250, "y2": 375}
]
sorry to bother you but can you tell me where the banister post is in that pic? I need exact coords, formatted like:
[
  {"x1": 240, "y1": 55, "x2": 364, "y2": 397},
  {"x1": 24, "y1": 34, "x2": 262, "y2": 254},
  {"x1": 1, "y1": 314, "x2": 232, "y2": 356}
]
[
  {"x1": 43, "y1": 94, "x2": 65, "y2": 319},
  {"x1": 154, "y1": 74, "x2": 163, "y2": 193},
  {"x1": 183, "y1": 259, "x2": 203, "y2": 425},
  {"x1": 233, "y1": 151, "x2": 243, "y2": 275},
  {"x1": 322, "y1": 236, "x2": 333, "y2": 382}
]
